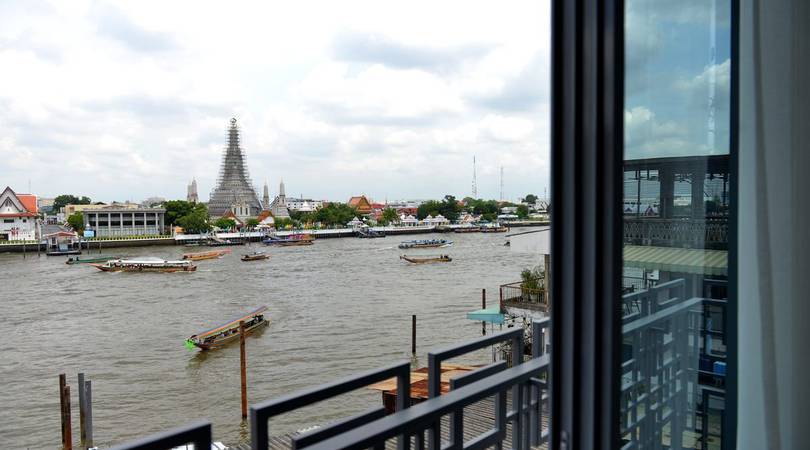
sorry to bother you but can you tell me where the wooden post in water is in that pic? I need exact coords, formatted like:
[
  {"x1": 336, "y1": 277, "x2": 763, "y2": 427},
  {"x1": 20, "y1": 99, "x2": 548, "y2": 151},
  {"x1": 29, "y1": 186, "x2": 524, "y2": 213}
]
[
  {"x1": 85, "y1": 380, "x2": 93, "y2": 449},
  {"x1": 63, "y1": 385, "x2": 73, "y2": 450},
  {"x1": 411, "y1": 315, "x2": 416, "y2": 356},
  {"x1": 239, "y1": 321, "x2": 247, "y2": 420},
  {"x1": 482, "y1": 289, "x2": 487, "y2": 336},
  {"x1": 59, "y1": 374, "x2": 67, "y2": 448},
  {"x1": 78, "y1": 373, "x2": 86, "y2": 448}
]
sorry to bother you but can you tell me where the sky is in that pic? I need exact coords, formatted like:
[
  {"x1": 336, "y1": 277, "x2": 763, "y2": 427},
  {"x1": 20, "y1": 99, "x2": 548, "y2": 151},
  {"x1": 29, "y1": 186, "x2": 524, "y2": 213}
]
[
  {"x1": 0, "y1": 0, "x2": 551, "y2": 203},
  {"x1": 0, "y1": 0, "x2": 730, "y2": 205}
]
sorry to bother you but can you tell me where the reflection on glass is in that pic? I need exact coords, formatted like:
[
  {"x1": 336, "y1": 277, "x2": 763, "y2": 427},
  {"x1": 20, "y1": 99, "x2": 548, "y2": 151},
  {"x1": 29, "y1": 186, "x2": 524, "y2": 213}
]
[{"x1": 621, "y1": 0, "x2": 732, "y2": 449}]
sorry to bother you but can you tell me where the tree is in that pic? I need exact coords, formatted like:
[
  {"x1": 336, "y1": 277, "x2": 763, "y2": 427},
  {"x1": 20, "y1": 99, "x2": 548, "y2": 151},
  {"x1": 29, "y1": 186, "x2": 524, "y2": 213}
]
[
  {"x1": 177, "y1": 209, "x2": 211, "y2": 234},
  {"x1": 213, "y1": 217, "x2": 236, "y2": 230},
  {"x1": 245, "y1": 218, "x2": 260, "y2": 229},
  {"x1": 163, "y1": 200, "x2": 195, "y2": 226},
  {"x1": 274, "y1": 217, "x2": 294, "y2": 230},
  {"x1": 53, "y1": 194, "x2": 91, "y2": 213},
  {"x1": 67, "y1": 212, "x2": 85, "y2": 233},
  {"x1": 439, "y1": 195, "x2": 461, "y2": 222},
  {"x1": 523, "y1": 194, "x2": 538, "y2": 204},
  {"x1": 516, "y1": 204, "x2": 529, "y2": 219},
  {"x1": 312, "y1": 203, "x2": 359, "y2": 227},
  {"x1": 380, "y1": 208, "x2": 399, "y2": 225},
  {"x1": 417, "y1": 200, "x2": 442, "y2": 219}
]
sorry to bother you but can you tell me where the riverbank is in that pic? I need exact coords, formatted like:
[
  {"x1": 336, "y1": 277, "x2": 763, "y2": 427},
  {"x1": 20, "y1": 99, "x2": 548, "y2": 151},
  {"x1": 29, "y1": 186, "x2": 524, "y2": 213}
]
[{"x1": 0, "y1": 221, "x2": 550, "y2": 253}]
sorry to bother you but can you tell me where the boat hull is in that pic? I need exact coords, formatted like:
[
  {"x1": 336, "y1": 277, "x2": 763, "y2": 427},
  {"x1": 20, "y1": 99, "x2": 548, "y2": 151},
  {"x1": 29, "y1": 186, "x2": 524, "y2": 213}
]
[
  {"x1": 400, "y1": 255, "x2": 452, "y2": 264},
  {"x1": 192, "y1": 319, "x2": 268, "y2": 350},
  {"x1": 241, "y1": 254, "x2": 270, "y2": 261},
  {"x1": 92, "y1": 264, "x2": 197, "y2": 273}
]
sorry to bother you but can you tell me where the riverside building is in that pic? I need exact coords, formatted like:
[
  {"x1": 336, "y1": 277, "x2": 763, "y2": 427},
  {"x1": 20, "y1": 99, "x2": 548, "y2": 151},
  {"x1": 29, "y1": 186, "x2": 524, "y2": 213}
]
[
  {"x1": 0, "y1": 186, "x2": 38, "y2": 241},
  {"x1": 82, "y1": 207, "x2": 166, "y2": 237}
]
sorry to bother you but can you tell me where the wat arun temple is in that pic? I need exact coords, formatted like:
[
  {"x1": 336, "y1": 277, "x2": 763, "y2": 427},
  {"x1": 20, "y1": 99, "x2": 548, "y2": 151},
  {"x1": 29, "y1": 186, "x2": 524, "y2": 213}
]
[{"x1": 207, "y1": 118, "x2": 264, "y2": 217}]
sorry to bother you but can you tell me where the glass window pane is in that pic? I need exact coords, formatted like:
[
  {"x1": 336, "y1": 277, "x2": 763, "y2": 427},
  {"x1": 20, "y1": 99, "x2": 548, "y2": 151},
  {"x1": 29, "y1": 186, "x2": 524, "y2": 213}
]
[{"x1": 622, "y1": 0, "x2": 733, "y2": 449}]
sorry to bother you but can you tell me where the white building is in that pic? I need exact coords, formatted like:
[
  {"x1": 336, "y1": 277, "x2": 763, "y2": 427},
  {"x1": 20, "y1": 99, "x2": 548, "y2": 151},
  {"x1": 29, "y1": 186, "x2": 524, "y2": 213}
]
[
  {"x1": 0, "y1": 186, "x2": 39, "y2": 241},
  {"x1": 400, "y1": 214, "x2": 419, "y2": 227},
  {"x1": 422, "y1": 214, "x2": 450, "y2": 226},
  {"x1": 287, "y1": 198, "x2": 325, "y2": 212}
]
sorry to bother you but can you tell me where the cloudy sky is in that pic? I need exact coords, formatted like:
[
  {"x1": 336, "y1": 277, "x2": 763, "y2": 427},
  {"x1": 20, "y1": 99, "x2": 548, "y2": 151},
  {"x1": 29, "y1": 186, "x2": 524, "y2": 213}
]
[
  {"x1": 0, "y1": 0, "x2": 730, "y2": 204},
  {"x1": 0, "y1": 0, "x2": 551, "y2": 203}
]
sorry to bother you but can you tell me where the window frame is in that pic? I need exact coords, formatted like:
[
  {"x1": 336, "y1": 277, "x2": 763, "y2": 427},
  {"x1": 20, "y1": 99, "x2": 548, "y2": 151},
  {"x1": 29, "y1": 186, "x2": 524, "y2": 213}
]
[{"x1": 549, "y1": 0, "x2": 739, "y2": 448}]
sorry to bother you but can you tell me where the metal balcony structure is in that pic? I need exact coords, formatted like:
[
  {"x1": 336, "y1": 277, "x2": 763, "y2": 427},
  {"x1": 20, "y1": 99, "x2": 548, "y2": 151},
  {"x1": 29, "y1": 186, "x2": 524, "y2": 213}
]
[{"x1": 106, "y1": 278, "x2": 728, "y2": 450}]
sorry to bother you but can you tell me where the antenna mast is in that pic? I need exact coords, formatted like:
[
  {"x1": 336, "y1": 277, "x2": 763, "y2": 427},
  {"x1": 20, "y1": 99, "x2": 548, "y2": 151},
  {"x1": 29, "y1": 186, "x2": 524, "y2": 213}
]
[
  {"x1": 472, "y1": 156, "x2": 478, "y2": 198},
  {"x1": 499, "y1": 166, "x2": 504, "y2": 201}
]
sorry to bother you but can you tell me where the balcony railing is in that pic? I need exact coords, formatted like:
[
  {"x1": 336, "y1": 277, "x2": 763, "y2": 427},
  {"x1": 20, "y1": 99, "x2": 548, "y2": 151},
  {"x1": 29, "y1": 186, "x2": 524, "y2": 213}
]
[
  {"x1": 499, "y1": 282, "x2": 549, "y2": 313},
  {"x1": 103, "y1": 279, "x2": 726, "y2": 450},
  {"x1": 623, "y1": 218, "x2": 729, "y2": 249}
]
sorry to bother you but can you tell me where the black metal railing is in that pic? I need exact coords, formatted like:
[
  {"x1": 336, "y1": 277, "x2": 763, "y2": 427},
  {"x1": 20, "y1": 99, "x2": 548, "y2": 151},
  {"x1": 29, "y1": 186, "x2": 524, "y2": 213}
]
[
  {"x1": 107, "y1": 420, "x2": 211, "y2": 450},
  {"x1": 623, "y1": 217, "x2": 729, "y2": 249},
  {"x1": 499, "y1": 281, "x2": 549, "y2": 312},
  {"x1": 250, "y1": 361, "x2": 412, "y2": 450}
]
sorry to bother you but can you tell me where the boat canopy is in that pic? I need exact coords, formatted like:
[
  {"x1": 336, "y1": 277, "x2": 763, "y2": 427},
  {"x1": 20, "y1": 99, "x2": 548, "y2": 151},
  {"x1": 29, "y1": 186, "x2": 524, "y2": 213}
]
[
  {"x1": 193, "y1": 306, "x2": 268, "y2": 339},
  {"x1": 466, "y1": 307, "x2": 505, "y2": 324}
]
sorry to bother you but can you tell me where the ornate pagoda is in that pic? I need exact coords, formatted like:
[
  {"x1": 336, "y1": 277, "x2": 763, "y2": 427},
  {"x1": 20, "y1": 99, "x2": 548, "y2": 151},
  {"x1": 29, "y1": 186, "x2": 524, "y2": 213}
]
[{"x1": 207, "y1": 118, "x2": 263, "y2": 217}]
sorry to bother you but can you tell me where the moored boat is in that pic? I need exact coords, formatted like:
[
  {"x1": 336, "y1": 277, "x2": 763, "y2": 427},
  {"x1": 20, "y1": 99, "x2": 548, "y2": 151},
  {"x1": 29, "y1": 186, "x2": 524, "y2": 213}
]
[
  {"x1": 263, "y1": 234, "x2": 314, "y2": 246},
  {"x1": 90, "y1": 258, "x2": 197, "y2": 272},
  {"x1": 185, "y1": 306, "x2": 269, "y2": 350},
  {"x1": 400, "y1": 254, "x2": 453, "y2": 264},
  {"x1": 182, "y1": 249, "x2": 232, "y2": 261},
  {"x1": 398, "y1": 239, "x2": 453, "y2": 249},
  {"x1": 241, "y1": 251, "x2": 270, "y2": 261},
  {"x1": 66, "y1": 255, "x2": 120, "y2": 265},
  {"x1": 454, "y1": 226, "x2": 480, "y2": 233},
  {"x1": 357, "y1": 228, "x2": 386, "y2": 238},
  {"x1": 480, "y1": 224, "x2": 508, "y2": 233}
]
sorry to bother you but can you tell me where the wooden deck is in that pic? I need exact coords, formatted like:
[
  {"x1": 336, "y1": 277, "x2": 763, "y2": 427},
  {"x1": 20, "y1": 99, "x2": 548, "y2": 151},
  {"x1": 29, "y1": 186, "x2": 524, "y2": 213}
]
[{"x1": 225, "y1": 396, "x2": 548, "y2": 450}]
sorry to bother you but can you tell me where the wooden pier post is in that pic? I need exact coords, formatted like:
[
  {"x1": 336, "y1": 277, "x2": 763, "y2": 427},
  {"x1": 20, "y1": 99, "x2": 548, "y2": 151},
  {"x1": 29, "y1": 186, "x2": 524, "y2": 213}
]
[
  {"x1": 85, "y1": 380, "x2": 93, "y2": 449},
  {"x1": 411, "y1": 315, "x2": 416, "y2": 356},
  {"x1": 59, "y1": 374, "x2": 67, "y2": 448},
  {"x1": 239, "y1": 321, "x2": 247, "y2": 420},
  {"x1": 63, "y1": 385, "x2": 73, "y2": 450},
  {"x1": 482, "y1": 289, "x2": 487, "y2": 335},
  {"x1": 78, "y1": 373, "x2": 86, "y2": 448}
]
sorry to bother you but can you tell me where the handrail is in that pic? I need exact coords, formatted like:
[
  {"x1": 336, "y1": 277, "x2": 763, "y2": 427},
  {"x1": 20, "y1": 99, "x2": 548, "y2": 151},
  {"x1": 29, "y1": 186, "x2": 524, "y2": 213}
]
[
  {"x1": 107, "y1": 420, "x2": 211, "y2": 450},
  {"x1": 303, "y1": 355, "x2": 550, "y2": 450},
  {"x1": 250, "y1": 361, "x2": 411, "y2": 450}
]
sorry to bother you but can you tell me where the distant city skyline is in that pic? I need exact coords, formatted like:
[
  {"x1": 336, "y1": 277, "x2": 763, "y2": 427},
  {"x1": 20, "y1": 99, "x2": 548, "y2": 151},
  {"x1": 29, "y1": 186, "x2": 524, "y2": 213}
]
[{"x1": 0, "y1": 1, "x2": 551, "y2": 203}]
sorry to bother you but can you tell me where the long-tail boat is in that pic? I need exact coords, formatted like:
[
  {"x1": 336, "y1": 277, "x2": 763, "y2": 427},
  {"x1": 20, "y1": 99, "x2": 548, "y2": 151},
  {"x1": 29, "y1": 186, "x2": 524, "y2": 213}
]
[
  {"x1": 241, "y1": 251, "x2": 270, "y2": 261},
  {"x1": 398, "y1": 239, "x2": 453, "y2": 249},
  {"x1": 66, "y1": 255, "x2": 120, "y2": 265},
  {"x1": 91, "y1": 258, "x2": 197, "y2": 272},
  {"x1": 182, "y1": 249, "x2": 232, "y2": 261},
  {"x1": 185, "y1": 306, "x2": 269, "y2": 350},
  {"x1": 400, "y1": 254, "x2": 453, "y2": 264},
  {"x1": 263, "y1": 234, "x2": 314, "y2": 246}
]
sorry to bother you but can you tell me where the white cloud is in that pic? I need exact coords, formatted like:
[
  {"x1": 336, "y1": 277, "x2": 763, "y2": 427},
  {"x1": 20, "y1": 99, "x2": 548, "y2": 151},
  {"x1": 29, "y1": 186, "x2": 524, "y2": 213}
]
[{"x1": 0, "y1": 0, "x2": 551, "y2": 202}]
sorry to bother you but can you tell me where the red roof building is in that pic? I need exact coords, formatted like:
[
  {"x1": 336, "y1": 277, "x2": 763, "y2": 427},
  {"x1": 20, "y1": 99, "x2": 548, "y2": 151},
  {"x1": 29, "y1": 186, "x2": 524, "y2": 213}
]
[
  {"x1": 348, "y1": 196, "x2": 373, "y2": 215},
  {"x1": 0, "y1": 186, "x2": 39, "y2": 241}
]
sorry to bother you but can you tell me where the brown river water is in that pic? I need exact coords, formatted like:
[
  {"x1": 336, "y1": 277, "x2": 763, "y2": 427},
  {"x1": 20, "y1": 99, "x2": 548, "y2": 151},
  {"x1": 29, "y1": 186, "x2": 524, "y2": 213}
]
[{"x1": 0, "y1": 230, "x2": 541, "y2": 448}]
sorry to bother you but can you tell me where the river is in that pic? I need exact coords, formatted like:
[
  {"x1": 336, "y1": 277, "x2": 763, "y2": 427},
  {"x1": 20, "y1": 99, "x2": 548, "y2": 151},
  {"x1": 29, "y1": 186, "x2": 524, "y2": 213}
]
[{"x1": 0, "y1": 230, "x2": 541, "y2": 448}]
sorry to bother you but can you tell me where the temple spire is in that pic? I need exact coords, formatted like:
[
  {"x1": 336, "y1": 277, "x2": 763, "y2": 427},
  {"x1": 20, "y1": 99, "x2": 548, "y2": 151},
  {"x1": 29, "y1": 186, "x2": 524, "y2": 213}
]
[{"x1": 207, "y1": 118, "x2": 262, "y2": 216}]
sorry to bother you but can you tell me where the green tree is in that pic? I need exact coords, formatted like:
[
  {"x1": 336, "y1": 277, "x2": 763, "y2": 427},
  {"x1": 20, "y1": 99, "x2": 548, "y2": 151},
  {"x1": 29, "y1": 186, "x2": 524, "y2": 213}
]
[
  {"x1": 67, "y1": 212, "x2": 85, "y2": 233},
  {"x1": 416, "y1": 200, "x2": 441, "y2": 219},
  {"x1": 439, "y1": 195, "x2": 461, "y2": 222},
  {"x1": 516, "y1": 204, "x2": 529, "y2": 219},
  {"x1": 523, "y1": 194, "x2": 538, "y2": 204},
  {"x1": 245, "y1": 218, "x2": 260, "y2": 229},
  {"x1": 53, "y1": 194, "x2": 92, "y2": 212},
  {"x1": 177, "y1": 208, "x2": 211, "y2": 233},
  {"x1": 274, "y1": 217, "x2": 294, "y2": 229},
  {"x1": 163, "y1": 200, "x2": 195, "y2": 226},
  {"x1": 213, "y1": 217, "x2": 236, "y2": 230},
  {"x1": 380, "y1": 207, "x2": 399, "y2": 225},
  {"x1": 312, "y1": 203, "x2": 359, "y2": 227}
]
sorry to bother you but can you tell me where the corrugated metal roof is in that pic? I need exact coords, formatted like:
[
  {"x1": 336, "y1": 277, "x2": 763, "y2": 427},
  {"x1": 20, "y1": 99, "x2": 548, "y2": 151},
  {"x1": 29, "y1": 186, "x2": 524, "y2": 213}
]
[{"x1": 623, "y1": 245, "x2": 728, "y2": 276}]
